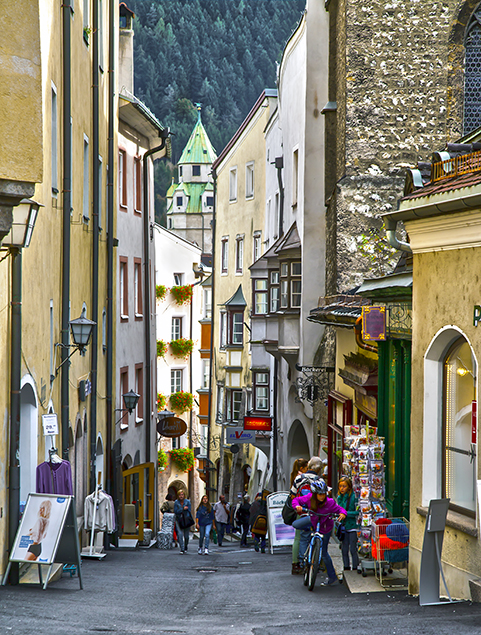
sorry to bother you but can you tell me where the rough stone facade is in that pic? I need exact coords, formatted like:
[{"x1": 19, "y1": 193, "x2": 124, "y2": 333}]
[{"x1": 326, "y1": 0, "x2": 479, "y2": 293}]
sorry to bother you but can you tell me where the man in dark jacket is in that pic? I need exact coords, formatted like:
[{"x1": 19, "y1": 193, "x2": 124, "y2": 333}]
[
  {"x1": 249, "y1": 492, "x2": 268, "y2": 553},
  {"x1": 236, "y1": 495, "x2": 251, "y2": 547}
]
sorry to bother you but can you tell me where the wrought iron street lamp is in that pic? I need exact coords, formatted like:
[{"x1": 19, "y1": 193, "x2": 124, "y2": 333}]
[{"x1": 2, "y1": 198, "x2": 42, "y2": 249}]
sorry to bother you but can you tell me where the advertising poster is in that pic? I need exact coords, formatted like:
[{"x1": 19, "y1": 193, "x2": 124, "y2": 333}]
[
  {"x1": 11, "y1": 494, "x2": 70, "y2": 564},
  {"x1": 266, "y1": 492, "x2": 295, "y2": 553}
]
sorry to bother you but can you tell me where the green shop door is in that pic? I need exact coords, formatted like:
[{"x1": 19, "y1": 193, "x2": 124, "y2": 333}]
[{"x1": 378, "y1": 340, "x2": 411, "y2": 518}]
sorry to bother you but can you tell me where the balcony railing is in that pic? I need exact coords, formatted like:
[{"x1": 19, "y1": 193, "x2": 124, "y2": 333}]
[{"x1": 432, "y1": 150, "x2": 481, "y2": 183}]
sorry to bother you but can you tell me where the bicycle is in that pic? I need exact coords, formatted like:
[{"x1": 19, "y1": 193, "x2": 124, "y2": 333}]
[{"x1": 295, "y1": 509, "x2": 340, "y2": 591}]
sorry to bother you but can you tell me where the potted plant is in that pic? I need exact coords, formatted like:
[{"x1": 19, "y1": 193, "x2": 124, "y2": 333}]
[
  {"x1": 157, "y1": 393, "x2": 167, "y2": 411},
  {"x1": 157, "y1": 448, "x2": 168, "y2": 470},
  {"x1": 156, "y1": 284, "x2": 167, "y2": 301},
  {"x1": 170, "y1": 337, "x2": 194, "y2": 359},
  {"x1": 157, "y1": 340, "x2": 168, "y2": 358},
  {"x1": 170, "y1": 284, "x2": 193, "y2": 306},
  {"x1": 169, "y1": 391, "x2": 193, "y2": 414},
  {"x1": 168, "y1": 447, "x2": 195, "y2": 472}
]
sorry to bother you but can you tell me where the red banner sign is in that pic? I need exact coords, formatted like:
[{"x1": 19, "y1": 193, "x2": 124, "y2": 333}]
[
  {"x1": 244, "y1": 416, "x2": 272, "y2": 431},
  {"x1": 472, "y1": 401, "x2": 477, "y2": 445}
]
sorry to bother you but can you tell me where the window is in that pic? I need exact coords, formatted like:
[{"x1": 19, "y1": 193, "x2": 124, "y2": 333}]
[
  {"x1": 246, "y1": 162, "x2": 254, "y2": 198},
  {"x1": 291, "y1": 262, "x2": 302, "y2": 308},
  {"x1": 203, "y1": 287, "x2": 212, "y2": 319},
  {"x1": 274, "y1": 192, "x2": 280, "y2": 238},
  {"x1": 134, "y1": 157, "x2": 142, "y2": 213},
  {"x1": 135, "y1": 363, "x2": 143, "y2": 422},
  {"x1": 443, "y1": 337, "x2": 476, "y2": 514},
  {"x1": 220, "y1": 311, "x2": 227, "y2": 348},
  {"x1": 99, "y1": 0, "x2": 104, "y2": 70},
  {"x1": 179, "y1": 166, "x2": 183, "y2": 178},
  {"x1": 270, "y1": 271, "x2": 280, "y2": 312},
  {"x1": 254, "y1": 372, "x2": 269, "y2": 411},
  {"x1": 202, "y1": 359, "x2": 210, "y2": 389},
  {"x1": 171, "y1": 369, "x2": 183, "y2": 393},
  {"x1": 120, "y1": 367, "x2": 129, "y2": 430},
  {"x1": 253, "y1": 279, "x2": 268, "y2": 315},
  {"x1": 173, "y1": 273, "x2": 183, "y2": 286},
  {"x1": 221, "y1": 238, "x2": 228, "y2": 273},
  {"x1": 83, "y1": 0, "x2": 90, "y2": 41},
  {"x1": 192, "y1": 165, "x2": 201, "y2": 177},
  {"x1": 217, "y1": 385, "x2": 225, "y2": 420},
  {"x1": 280, "y1": 263, "x2": 289, "y2": 309},
  {"x1": 172, "y1": 317, "x2": 182, "y2": 340},
  {"x1": 168, "y1": 217, "x2": 173, "y2": 229},
  {"x1": 235, "y1": 236, "x2": 244, "y2": 273},
  {"x1": 227, "y1": 390, "x2": 242, "y2": 422},
  {"x1": 119, "y1": 257, "x2": 128, "y2": 319},
  {"x1": 119, "y1": 149, "x2": 127, "y2": 208},
  {"x1": 102, "y1": 308, "x2": 107, "y2": 354},
  {"x1": 292, "y1": 148, "x2": 299, "y2": 209},
  {"x1": 134, "y1": 259, "x2": 142, "y2": 317},
  {"x1": 229, "y1": 311, "x2": 244, "y2": 345},
  {"x1": 253, "y1": 232, "x2": 261, "y2": 262},
  {"x1": 206, "y1": 196, "x2": 214, "y2": 207},
  {"x1": 98, "y1": 156, "x2": 103, "y2": 230},
  {"x1": 177, "y1": 196, "x2": 183, "y2": 207},
  {"x1": 83, "y1": 135, "x2": 89, "y2": 220},
  {"x1": 51, "y1": 84, "x2": 58, "y2": 194},
  {"x1": 229, "y1": 167, "x2": 237, "y2": 202},
  {"x1": 464, "y1": 8, "x2": 481, "y2": 134}
]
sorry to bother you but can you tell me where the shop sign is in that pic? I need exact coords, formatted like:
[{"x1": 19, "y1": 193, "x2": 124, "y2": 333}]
[
  {"x1": 362, "y1": 306, "x2": 386, "y2": 341},
  {"x1": 472, "y1": 401, "x2": 477, "y2": 445},
  {"x1": 156, "y1": 416, "x2": 187, "y2": 438},
  {"x1": 244, "y1": 416, "x2": 272, "y2": 431},
  {"x1": 225, "y1": 427, "x2": 255, "y2": 444},
  {"x1": 42, "y1": 414, "x2": 59, "y2": 436},
  {"x1": 355, "y1": 391, "x2": 377, "y2": 420}
]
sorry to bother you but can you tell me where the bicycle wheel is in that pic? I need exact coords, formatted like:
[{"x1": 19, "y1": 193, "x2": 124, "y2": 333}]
[
  {"x1": 303, "y1": 558, "x2": 309, "y2": 586},
  {"x1": 308, "y1": 537, "x2": 321, "y2": 591}
]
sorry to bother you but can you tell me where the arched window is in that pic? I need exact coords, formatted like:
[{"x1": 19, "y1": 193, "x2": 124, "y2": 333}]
[
  {"x1": 464, "y1": 7, "x2": 481, "y2": 134},
  {"x1": 443, "y1": 337, "x2": 476, "y2": 515}
]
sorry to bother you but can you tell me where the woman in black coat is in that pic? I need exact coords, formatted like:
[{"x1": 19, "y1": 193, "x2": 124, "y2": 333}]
[{"x1": 236, "y1": 495, "x2": 251, "y2": 547}]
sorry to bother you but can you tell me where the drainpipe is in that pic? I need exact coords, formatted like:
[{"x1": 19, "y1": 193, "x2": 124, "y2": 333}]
[
  {"x1": 275, "y1": 157, "x2": 284, "y2": 238},
  {"x1": 105, "y1": 0, "x2": 115, "y2": 500},
  {"x1": 384, "y1": 217, "x2": 412, "y2": 253},
  {"x1": 143, "y1": 132, "x2": 170, "y2": 465},
  {"x1": 61, "y1": 0, "x2": 72, "y2": 459},
  {"x1": 272, "y1": 357, "x2": 278, "y2": 491},
  {"x1": 189, "y1": 271, "x2": 205, "y2": 500},
  {"x1": 354, "y1": 317, "x2": 377, "y2": 354},
  {"x1": 90, "y1": 0, "x2": 100, "y2": 493},
  {"x1": 206, "y1": 167, "x2": 217, "y2": 501},
  {"x1": 8, "y1": 249, "x2": 22, "y2": 584}
]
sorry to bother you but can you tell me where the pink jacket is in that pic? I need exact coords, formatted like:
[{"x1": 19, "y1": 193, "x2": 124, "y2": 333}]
[{"x1": 292, "y1": 492, "x2": 347, "y2": 534}]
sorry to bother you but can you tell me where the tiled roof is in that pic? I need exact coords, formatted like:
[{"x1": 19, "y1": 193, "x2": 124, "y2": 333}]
[
  {"x1": 178, "y1": 114, "x2": 217, "y2": 165},
  {"x1": 402, "y1": 168, "x2": 481, "y2": 201}
]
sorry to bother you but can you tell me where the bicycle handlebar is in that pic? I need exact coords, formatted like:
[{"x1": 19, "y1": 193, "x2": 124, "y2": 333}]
[{"x1": 300, "y1": 508, "x2": 339, "y2": 518}]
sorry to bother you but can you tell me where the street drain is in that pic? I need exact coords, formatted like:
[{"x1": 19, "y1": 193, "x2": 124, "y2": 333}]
[{"x1": 197, "y1": 568, "x2": 217, "y2": 573}]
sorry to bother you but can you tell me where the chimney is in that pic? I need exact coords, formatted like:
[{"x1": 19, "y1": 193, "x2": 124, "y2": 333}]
[{"x1": 119, "y1": 3, "x2": 135, "y2": 94}]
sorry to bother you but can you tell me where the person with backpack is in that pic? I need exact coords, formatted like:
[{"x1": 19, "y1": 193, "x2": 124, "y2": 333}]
[
  {"x1": 337, "y1": 476, "x2": 359, "y2": 572},
  {"x1": 236, "y1": 495, "x2": 251, "y2": 547},
  {"x1": 249, "y1": 492, "x2": 268, "y2": 553},
  {"x1": 288, "y1": 458, "x2": 308, "y2": 574}
]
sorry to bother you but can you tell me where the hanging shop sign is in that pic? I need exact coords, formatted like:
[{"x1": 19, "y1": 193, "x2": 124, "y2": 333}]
[
  {"x1": 156, "y1": 416, "x2": 187, "y2": 438},
  {"x1": 225, "y1": 427, "x2": 256, "y2": 444},
  {"x1": 362, "y1": 306, "x2": 386, "y2": 341},
  {"x1": 244, "y1": 416, "x2": 272, "y2": 432}
]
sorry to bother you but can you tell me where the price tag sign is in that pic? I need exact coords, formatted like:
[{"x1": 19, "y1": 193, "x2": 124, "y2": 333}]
[{"x1": 42, "y1": 414, "x2": 59, "y2": 436}]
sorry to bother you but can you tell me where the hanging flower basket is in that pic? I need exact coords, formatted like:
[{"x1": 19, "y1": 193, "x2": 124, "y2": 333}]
[
  {"x1": 157, "y1": 340, "x2": 168, "y2": 358},
  {"x1": 170, "y1": 338, "x2": 194, "y2": 359},
  {"x1": 168, "y1": 447, "x2": 195, "y2": 472},
  {"x1": 169, "y1": 391, "x2": 193, "y2": 414},
  {"x1": 171, "y1": 284, "x2": 193, "y2": 306},
  {"x1": 156, "y1": 284, "x2": 167, "y2": 301},
  {"x1": 157, "y1": 393, "x2": 167, "y2": 411},
  {"x1": 158, "y1": 448, "x2": 168, "y2": 470}
]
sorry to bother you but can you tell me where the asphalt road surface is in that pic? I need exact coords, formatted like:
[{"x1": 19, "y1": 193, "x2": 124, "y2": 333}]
[{"x1": 0, "y1": 539, "x2": 480, "y2": 634}]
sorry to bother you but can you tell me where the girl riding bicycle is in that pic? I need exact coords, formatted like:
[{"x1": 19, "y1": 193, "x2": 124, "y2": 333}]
[{"x1": 292, "y1": 480, "x2": 347, "y2": 586}]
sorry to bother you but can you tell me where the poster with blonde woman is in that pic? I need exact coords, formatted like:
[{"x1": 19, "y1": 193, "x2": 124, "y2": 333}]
[{"x1": 11, "y1": 494, "x2": 71, "y2": 564}]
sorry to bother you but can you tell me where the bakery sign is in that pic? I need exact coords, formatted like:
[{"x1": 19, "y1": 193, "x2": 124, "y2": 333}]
[
  {"x1": 156, "y1": 416, "x2": 187, "y2": 438},
  {"x1": 362, "y1": 306, "x2": 386, "y2": 341},
  {"x1": 244, "y1": 416, "x2": 272, "y2": 432}
]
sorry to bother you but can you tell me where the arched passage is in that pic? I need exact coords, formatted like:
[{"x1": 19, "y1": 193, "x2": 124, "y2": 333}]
[
  {"x1": 287, "y1": 419, "x2": 310, "y2": 477},
  {"x1": 19, "y1": 379, "x2": 38, "y2": 509}
]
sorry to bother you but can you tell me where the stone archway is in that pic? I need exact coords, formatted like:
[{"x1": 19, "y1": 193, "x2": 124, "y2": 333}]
[
  {"x1": 287, "y1": 419, "x2": 310, "y2": 482},
  {"x1": 168, "y1": 479, "x2": 188, "y2": 500},
  {"x1": 19, "y1": 379, "x2": 38, "y2": 509}
]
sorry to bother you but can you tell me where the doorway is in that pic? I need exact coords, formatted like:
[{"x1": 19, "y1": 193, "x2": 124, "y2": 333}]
[{"x1": 121, "y1": 462, "x2": 155, "y2": 541}]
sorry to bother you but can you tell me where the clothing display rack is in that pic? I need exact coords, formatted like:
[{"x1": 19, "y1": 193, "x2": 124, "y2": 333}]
[{"x1": 82, "y1": 473, "x2": 107, "y2": 560}]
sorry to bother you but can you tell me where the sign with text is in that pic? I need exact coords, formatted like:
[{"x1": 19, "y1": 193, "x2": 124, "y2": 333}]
[
  {"x1": 156, "y1": 416, "x2": 187, "y2": 438},
  {"x1": 362, "y1": 306, "x2": 386, "y2": 341},
  {"x1": 266, "y1": 492, "x2": 295, "y2": 553},
  {"x1": 225, "y1": 427, "x2": 255, "y2": 444},
  {"x1": 42, "y1": 414, "x2": 59, "y2": 436},
  {"x1": 244, "y1": 416, "x2": 272, "y2": 432}
]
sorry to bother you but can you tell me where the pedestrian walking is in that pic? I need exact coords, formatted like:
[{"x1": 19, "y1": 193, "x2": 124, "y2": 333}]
[
  {"x1": 213, "y1": 495, "x2": 230, "y2": 547},
  {"x1": 236, "y1": 495, "x2": 251, "y2": 547},
  {"x1": 195, "y1": 494, "x2": 214, "y2": 555},
  {"x1": 337, "y1": 476, "x2": 360, "y2": 572},
  {"x1": 174, "y1": 490, "x2": 194, "y2": 554},
  {"x1": 158, "y1": 493, "x2": 176, "y2": 550},
  {"x1": 249, "y1": 492, "x2": 268, "y2": 553}
]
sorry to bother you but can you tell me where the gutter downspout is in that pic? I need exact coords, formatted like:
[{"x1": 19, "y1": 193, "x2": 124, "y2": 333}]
[
  {"x1": 8, "y1": 249, "x2": 22, "y2": 584},
  {"x1": 61, "y1": 0, "x2": 72, "y2": 459},
  {"x1": 143, "y1": 132, "x2": 170, "y2": 465},
  {"x1": 275, "y1": 157, "x2": 284, "y2": 238},
  {"x1": 106, "y1": 0, "x2": 115, "y2": 502},
  {"x1": 189, "y1": 271, "x2": 205, "y2": 499},
  {"x1": 384, "y1": 217, "x2": 412, "y2": 253},
  {"x1": 354, "y1": 317, "x2": 377, "y2": 354},
  {"x1": 206, "y1": 168, "x2": 217, "y2": 501},
  {"x1": 272, "y1": 357, "x2": 278, "y2": 491},
  {"x1": 90, "y1": 0, "x2": 100, "y2": 492}
]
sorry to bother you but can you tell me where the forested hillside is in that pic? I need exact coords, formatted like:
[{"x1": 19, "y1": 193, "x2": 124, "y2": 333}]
[{"x1": 126, "y1": 0, "x2": 305, "y2": 224}]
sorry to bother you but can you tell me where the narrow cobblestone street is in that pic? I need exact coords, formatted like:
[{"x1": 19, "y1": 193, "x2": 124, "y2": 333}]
[{"x1": 1, "y1": 539, "x2": 480, "y2": 635}]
